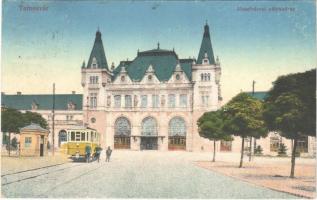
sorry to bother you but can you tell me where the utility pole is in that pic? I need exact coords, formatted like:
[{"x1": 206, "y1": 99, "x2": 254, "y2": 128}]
[
  {"x1": 52, "y1": 83, "x2": 55, "y2": 156},
  {"x1": 249, "y1": 80, "x2": 256, "y2": 162}
]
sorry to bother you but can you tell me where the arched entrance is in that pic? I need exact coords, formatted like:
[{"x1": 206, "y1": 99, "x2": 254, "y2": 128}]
[
  {"x1": 141, "y1": 117, "x2": 158, "y2": 150},
  {"x1": 58, "y1": 130, "x2": 67, "y2": 147},
  {"x1": 114, "y1": 117, "x2": 131, "y2": 149},
  {"x1": 168, "y1": 117, "x2": 186, "y2": 150}
]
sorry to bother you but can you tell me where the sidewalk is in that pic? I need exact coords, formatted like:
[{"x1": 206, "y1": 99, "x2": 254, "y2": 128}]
[
  {"x1": 1, "y1": 152, "x2": 70, "y2": 175},
  {"x1": 196, "y1": 158, "x2": 316, "y2": 198}
]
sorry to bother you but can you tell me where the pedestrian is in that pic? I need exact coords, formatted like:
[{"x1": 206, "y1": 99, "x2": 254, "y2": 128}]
[
  {"x1": 106, "y1": 146, "x2": 112, "y2": 162},
  {"x1": 85, "y1": 144, "x2": 91, "y2": 163},
  {"x1": 94, "y1": 145, "x2": 102, "y2": 163}
]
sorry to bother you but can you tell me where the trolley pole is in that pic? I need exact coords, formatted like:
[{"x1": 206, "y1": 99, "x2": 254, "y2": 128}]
[
  {"x1": 249, "y1": 80, "x2": 255, "y2": 162},
  {"x1": 52, "y1": 83, "x2": 55, "y2": 156}
]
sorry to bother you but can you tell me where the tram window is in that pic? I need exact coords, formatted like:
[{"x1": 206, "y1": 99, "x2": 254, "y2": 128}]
[
  {"x1": 81, "y1": 132, "x2": 85, "y2": 141},
  {"x1": 75, "y1": 132, "x2": 81, "y2": 141},
  {"x1": 71, "y1": 132, "x2": 75, "y2": 141}
]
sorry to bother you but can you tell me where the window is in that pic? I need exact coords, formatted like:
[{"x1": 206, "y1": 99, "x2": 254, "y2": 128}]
[
  {"x1": 89, "y1": 93, "x2": 97, "y2": 108},
  {"x1": 168, "y1": 94, "x2": 176, "y2": 108},
  {"x1": 202, "y1": 95, "x2": 209, "y2": 106},
  {"x1": 141, "y1": 117, "x2": 158, "y2": 136},
  {"x1": 121, "y1": 76, "x2": 125, "y2": 82},
  {"x1": 125, "y1": 95, "x2": 132, "y2": 108},
  {"x1": 81, "y1": 132, "x2": 86, "y2": 141},
  {"x1": 114, "y1": 95, "x2": 121, "y2": 108},
  {"x1": 180, "y1": 94, "x2": 187, "y2": 108},
  {"x1": 176, "y1": 74, "x2": 180, "y2": 80},
  {"x1": 71, "y1": 132, "x2": 75, "y2": 141},
  {"x1": 169, "y1": 117, "x2": 186, "y2": 136},
  {"x1": 207, "y1": 73, "x2": 210, "y2": 81},
  {"x1": 91, "y1": 117, "x2": 96, "y2": 123},
  {"x1": 152, "y1": 95, "x2": 159, "y2": 108},
  {"x1": 220, "y1": 140, "x2": 232, "y2": 151},
  {"x1": 297, "y1": 136, "x2": 308, "y2": 153},
  {"x1": 201, "y1": 74, "x2": 204, "y2": 81},
  {"x1": 115, "y1": 117, "x2": 131, "y2": 136},
  {"x1": 141, "y1": 95, "x2": 147, "y2": 108},
  {"x1": 148, "y1": 75, "x2": 152, "y2": 81},
  {"x1": 89, "y1": 76, "x2": 99, "y2": 84},
  {"x1": 25, "y1": 137, "x2": 32, "y2": 148},
  {"x1": 75, "y1": 132, "x2": 81, "y2": 141},
  {"x1": 270, "y1": 136, "x2": 280, "y2": 152}
]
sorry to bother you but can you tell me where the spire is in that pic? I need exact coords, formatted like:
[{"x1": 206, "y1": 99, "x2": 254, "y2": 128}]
[
  {"x1": 197, "y1": 22, "x2": 216, "y2": 65},
  {"x1": 157, "y1": 42, "x2": 160, "y2": 49},
  {"x1": 81, "y1": 60, "x2": 85, "y2": 68},
  {"x1": 87, "y1": 30, "x2": 109, "y2": 69}
]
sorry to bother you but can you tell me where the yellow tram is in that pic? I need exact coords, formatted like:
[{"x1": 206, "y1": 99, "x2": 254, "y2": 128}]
[{"x1": 60, "y1": 126, "x2": 100, "y2": 159}]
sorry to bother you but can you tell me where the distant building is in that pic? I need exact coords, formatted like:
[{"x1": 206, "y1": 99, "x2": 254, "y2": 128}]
[{"x1": 1, "y1": 92, "x2": 83, "y2": 148}]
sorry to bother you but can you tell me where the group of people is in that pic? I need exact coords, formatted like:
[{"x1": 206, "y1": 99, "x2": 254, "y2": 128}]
[{"x1": 85, "y1": 145, "x2": 112, "y2": 163}]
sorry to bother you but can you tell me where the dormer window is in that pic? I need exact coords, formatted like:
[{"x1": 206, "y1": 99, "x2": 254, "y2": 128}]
[
  {"x1": 148, "y1": 75, "x2": 152, "y2": 81},
  {"x1": 121, "y1": 76, "x2": 125, "y2": 82},
  {"x1": 176, "y1": 74, "x2": 180, "y2": 80},
  {"x1": 92, "y1": 57, "x2": 98, "y2": 68}
]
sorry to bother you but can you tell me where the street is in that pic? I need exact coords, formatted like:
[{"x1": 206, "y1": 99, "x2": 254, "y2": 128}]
[{"x1": 2, "y1": 151, "x2": 298, "y2": 198}]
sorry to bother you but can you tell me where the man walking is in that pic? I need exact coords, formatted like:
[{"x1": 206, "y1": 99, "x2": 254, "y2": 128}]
[
  {"x1": 106, "y1": 146, "x2": 112, "y2": 162},
  {"x1": 85, "y1": 144, "x2": 91, "y2": 163}
]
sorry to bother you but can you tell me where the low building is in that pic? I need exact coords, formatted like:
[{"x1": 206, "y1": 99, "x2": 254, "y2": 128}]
[{"x1": 20, "y1": 123, "x2": 49, "y2": 156}]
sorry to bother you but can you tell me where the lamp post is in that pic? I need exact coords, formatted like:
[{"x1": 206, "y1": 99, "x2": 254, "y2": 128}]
[
  {"x1": 52, "y1": 83, "x2": 55, "y2": 156},
  {"x1": 249, "y1": 80, "x2": 256, "y2": 162}
]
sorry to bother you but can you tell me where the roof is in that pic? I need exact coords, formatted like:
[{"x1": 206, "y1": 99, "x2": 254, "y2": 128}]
[
  {"x1": 246, "y1": 91, "x2": 268, "y2": 101},
  {"x1": 86, "y1": 31, "x2": 109, "y2": 70},
  {"x1": 197, "y1": 23, "x2": 216, "y2": 65},
  {"x1": 1, "y1": 94, "x2": 83, "y2": 110},
  {"x1": 112, "y1": 48, "x2": 193, "y2": 81},
  {"x1": 20, "y1": 123, "x2": 49, "y2": 133}
]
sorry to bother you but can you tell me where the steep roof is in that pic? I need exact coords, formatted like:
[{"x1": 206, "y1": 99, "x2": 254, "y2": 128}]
[
  {"x1": 112, "y1": 48, "x2": 193, "y2": 81},
  {"x1": 86, "y1": 31, "x2": 109, "y2": 69},
  {"x1": 197, "y1": 23, "x2": 216, "y2": 65},
  {"x1": 246, "y1": 91, "x2": 268, "y2": 101},
  {"x1": 1, "y1": 94, "x2": 83, "y2": 110}
]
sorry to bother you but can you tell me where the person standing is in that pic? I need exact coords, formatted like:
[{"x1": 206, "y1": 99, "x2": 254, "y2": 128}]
[
  {"x1": 106, "y1": 146, "x2": 112, "y2": 162},
  {"x1": 85, "y1": 144, "x2": 91, "y2": 163},
  {"x1": 95, "y1": 145, "x2": 102, "y2": 163}
]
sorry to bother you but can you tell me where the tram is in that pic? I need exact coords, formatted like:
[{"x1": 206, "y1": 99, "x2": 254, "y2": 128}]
[{"x1": 60, "y1": 126, "x2": 100, "y2": 159}]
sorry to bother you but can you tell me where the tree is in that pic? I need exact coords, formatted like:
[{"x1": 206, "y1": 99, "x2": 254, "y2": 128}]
[
  {"x1": 278, "y1": 143, "x2": 287, "y2": 157},
  {"x1": 254, "y1": 145, "x2": 263, "y2": 155},
  {"x1": 198, "y1": 110, "x2": 232, "y2": 162},
  {"x1": 1, "y1": 108, "x2": 25, "y2": 156},
  {"x1": 222, "y1": 93, "x2": 267, "y2": 168},
  {"x1": 263, "y1": 69, "x2": 316, "y2": 178},
  {"x1": 23, "y1": 111, "x2": 48, "y2": 129}
]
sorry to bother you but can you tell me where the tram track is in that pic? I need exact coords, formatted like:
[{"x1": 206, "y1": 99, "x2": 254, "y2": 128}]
[{"x1": 1, "y1": 162, "x2": 85, "y2": 186}]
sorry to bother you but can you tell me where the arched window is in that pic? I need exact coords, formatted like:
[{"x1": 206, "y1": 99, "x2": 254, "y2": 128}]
[
  {"x1": 201, "y1": 73, "x2": 204, "y2": 81},
  {"x1": 114, "y1": 117, "x2": 131, "y2": 149},
  {"x1": 169, "y1": 117, "x2": 186, "y2": 136},
  {"x1": 58, "y1": 130, "x2": 67, "y2": 147},
  {"x1": 207, "y1": 73, "x2": 210, "y2": 81},
  {"x1": 141, "y1": 117, "x2": 158, "y2": 136},
  {"x1": 115, "y1": 117, "x2": 131, "y2": 136}
]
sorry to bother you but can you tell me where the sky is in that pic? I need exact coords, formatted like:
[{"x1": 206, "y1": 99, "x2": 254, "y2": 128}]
[{"x1": 1, "y1": 0, "x2": 316, "y2": 104}]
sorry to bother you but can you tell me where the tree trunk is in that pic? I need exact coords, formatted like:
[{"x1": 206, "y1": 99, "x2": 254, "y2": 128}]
[
  {"x1": 8, "y1": 132, "x2": 11, "y2": 157},
  {"x1": 212, "y1": 139, "x2": 216, "y2": 162},
  {"x1": 290, "y1": 138, "x2": 298, "y2": 178},
  {"x1": 249, "y1": 137, "x2": 252, "y2": 162},
  {"x1": 239, "y1": 136, "x2": 245, "y2": 168}
]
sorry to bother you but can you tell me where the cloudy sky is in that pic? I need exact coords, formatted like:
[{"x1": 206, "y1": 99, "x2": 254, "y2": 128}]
[{"x1": 2, "y1": 1, "x2": 316, "y2": 103}]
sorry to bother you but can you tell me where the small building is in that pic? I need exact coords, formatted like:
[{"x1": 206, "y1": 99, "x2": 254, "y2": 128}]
[{"x1": 19, "y1": 123, "x2": 49, "y2": 156}]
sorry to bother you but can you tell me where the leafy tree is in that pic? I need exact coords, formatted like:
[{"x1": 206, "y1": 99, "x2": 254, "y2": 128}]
[
  {"x1": 263, "y1": 69, "x2": 316, "y2": 178},
  {"x1": 278, "y1": 143, "x2": 287, "y2": 156},
  {"x1": 11, "y1": 137, "x2": 18, "y2": 149},
  {"x1": 1, "y1": 108, "x2": 25, "y2": 156},
  {"x1": 223, "y1": 93, "x2": 267, "y2": 168},
  {"x1": 198, "y1": 110, "x2": 232, "y2": 162},
  {"x1": 23, "y1": 111, "x2": 48, "y2": 129}
]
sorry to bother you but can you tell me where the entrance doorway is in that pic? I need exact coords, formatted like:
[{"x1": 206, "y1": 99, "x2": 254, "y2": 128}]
[
  {"x1": 141, "y1": 137, "x2": 158, "y2": 150},
  {"x1": 40, "y1": 135, "x2": 44, "y2": 156}
]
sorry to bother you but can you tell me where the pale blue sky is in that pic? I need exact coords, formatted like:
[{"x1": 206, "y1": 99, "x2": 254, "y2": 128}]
[{"x1": 2, "y1": 0, "x2": 316, "y2": 103}]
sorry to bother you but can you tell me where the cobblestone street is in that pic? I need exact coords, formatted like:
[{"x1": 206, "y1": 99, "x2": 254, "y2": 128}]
[{"x1": 1, "y1": 151, "x2": 300, "y2": 198}]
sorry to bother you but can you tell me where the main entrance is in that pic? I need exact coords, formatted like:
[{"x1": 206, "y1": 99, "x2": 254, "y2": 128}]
[
  {"x1": 140, "y1": 137, "x2": 158, "y2": 150},
  {"x1": 114, "y1": 117, "x2": 131, "y2": 149},
  {"x1": 140, "y1": 117, "x2": 158, "y2": 150}
]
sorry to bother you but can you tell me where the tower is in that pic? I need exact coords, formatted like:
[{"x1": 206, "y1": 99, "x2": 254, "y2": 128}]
[
  {"x1": 81, "y1": 30, "x2": 112, "y2": 126},
  {"x1": 191, "y1": 22, "x2": 222, "y2": 150}
]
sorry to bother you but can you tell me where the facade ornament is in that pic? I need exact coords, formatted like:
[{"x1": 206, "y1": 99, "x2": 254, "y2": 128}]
[
  {"x1": 31, "y1": 101, "x2": 38, "y2": 110},
  {"x1": 134, "y1": 95, "x2": 138, "y2": 107},
  {"x1": 67, "y1": 101, "x2": 76, "y2": 110}
]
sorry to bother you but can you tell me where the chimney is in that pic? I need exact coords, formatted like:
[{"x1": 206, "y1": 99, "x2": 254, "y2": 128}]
[
  {"x1": 17, "y1": 91, "x2": 22, "y2": 95},
  {"x1": 72, "y1": 91, "x2": 76, "y2": 94}
]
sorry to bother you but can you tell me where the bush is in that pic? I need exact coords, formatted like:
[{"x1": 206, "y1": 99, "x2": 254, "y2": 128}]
[
  {"x1": 278, "y1": 143, "x2": 288, "y2": 156},
  {"x1": 254, "y1": 145, "x2": 263, "y2": 155},
  {"x1": 11, "y1": 137, "x2": 18, "y2": 149}
]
